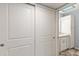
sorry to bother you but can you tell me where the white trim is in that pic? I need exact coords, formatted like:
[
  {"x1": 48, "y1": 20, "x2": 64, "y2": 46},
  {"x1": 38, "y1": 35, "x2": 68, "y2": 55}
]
[
  {"x1": 55, "y1": 10, "x2": 59, "y2": 56},
  {"x1": 70, "y1": 15, "x2": 75, "y2": 48}
]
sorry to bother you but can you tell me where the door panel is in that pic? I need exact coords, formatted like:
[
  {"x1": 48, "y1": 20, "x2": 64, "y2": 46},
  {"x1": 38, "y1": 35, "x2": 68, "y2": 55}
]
[
  {"x1": 8, "y1": 4, "x2": 34, "y2": 39},
  {"x1": 7, "y1": 38, "x2": 33, "y2": 48},
  {"x1": 8, "y1": 4, "x2": 35, "y2": 56},
  {"x1": 8, "y1": 45, "x2": 33, "y2": 56},
  {"x1": 36, "y1": 5, "x2": 56, "y2": 56}
]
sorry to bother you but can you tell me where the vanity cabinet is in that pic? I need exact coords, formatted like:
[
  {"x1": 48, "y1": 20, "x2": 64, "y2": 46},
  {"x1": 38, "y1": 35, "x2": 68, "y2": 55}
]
[{"x1": 59, "y1": 35, "x2": 70, "y2": 51}]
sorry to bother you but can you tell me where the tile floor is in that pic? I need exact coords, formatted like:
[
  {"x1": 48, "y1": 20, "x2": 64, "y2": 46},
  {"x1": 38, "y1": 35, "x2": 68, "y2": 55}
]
[{"x1": 59, "y1": 48, "x2": 79, "y2": 56}]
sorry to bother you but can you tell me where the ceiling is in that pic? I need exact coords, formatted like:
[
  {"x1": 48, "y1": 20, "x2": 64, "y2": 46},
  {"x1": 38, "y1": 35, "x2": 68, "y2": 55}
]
[{"x1": 40, "y1": 3, "x2": 66, "y2": 9}]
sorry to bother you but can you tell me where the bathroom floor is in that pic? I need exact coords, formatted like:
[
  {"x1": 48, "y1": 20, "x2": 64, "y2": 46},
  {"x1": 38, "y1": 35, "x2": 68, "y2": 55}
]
[{"x1": 59, "y1": 48, "x2": 79, "y2": 56}]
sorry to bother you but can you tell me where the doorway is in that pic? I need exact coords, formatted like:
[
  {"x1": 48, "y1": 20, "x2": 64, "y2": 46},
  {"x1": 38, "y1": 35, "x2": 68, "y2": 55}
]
[{"x1": 57, "y1": 4, "x2": 75, "y2": 55}]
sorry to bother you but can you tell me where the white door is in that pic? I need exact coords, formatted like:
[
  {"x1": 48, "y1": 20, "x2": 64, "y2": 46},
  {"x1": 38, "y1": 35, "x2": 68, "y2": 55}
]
[
  {"x1": 0, "y1": 4, "x2": 35, "y2": 56},
  {"x1": 0, "y1": 4, "x2": 8, "y2": 56},
  {"x1": 36, "y1": 5, "x2": 56, "y2": 56}
]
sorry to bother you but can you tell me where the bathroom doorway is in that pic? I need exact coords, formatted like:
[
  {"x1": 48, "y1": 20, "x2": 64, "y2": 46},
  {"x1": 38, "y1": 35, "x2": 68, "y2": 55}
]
[{"x1": 57, "y1": 4, "x2": 75, "y2": 55}]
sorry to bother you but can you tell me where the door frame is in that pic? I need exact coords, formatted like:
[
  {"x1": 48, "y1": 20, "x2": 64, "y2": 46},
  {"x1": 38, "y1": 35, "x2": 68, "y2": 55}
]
[
  {"x1": 55, "y1": 10, "x2": 60, "y2": 56},
  {"x1": 27, "y1": 3, "x2": 36, "y2": 56}
]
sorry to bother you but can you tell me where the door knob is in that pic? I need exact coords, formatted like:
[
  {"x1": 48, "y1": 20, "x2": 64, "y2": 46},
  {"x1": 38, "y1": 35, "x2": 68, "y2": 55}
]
[
  {"x1": 53, "y1": 36, "x2": 55, "y2": 39},
  {"x1": 0, "y1": 44, "x2": 4, "y2": 47}
]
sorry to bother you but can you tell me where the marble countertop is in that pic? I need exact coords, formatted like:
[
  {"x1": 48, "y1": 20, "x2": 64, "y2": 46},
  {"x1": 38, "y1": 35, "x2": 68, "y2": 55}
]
[{"x1": 59, "y1": 33, "x2": 70, "y2": 37}]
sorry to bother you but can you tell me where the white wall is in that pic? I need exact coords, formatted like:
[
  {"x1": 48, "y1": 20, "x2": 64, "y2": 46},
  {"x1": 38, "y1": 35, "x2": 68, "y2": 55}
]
[{"x1": 68, "y1": 9, "x2": 79, "y2": 48}]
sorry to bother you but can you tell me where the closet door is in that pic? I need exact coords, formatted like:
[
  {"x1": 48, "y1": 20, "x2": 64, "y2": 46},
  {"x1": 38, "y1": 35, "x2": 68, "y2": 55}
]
[
  {"x1": 8, "y1": 4, "x2": 35, "y2": 56},
  {"x1": 36, "y1": 5, "x2": 56, "y2": 56}
]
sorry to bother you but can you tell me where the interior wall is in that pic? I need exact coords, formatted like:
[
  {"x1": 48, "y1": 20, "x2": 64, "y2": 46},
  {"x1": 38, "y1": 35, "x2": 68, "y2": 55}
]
[{"x1": 67, "y1": 10, "x2": 79, "y2": 48}]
